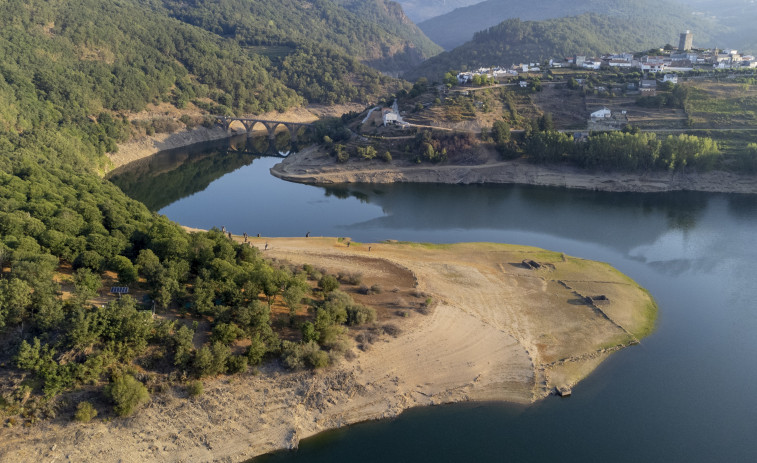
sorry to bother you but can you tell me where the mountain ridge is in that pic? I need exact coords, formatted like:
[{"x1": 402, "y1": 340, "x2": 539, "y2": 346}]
[{"x1": 418, "y1": 0, "x2": 719, "y2": 51}]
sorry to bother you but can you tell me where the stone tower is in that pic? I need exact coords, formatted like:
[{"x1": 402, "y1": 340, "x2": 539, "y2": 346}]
[{"x1": 679, "y1": 30, "x2": 693, "y2": 51}]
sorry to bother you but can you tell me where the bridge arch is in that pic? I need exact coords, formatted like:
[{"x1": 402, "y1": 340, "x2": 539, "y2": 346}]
[{"x1": 216, "y1": 117, "x2": 311, "y2": 142}]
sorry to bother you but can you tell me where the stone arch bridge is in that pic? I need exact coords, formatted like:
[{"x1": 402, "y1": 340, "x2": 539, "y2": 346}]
[{"x1": 216, "y1": 116, "x2": 313, "y2": 141}]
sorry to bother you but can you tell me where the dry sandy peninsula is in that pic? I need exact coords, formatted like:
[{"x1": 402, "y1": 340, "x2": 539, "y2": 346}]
[
  {"x1": 0, "y1": 237, "x2": 655, "y2": 463},
  {"x1": 271, "y1": 145, "x2": 757, "y2": 194}
]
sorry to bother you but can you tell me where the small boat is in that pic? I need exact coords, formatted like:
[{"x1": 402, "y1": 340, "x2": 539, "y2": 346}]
[{"x1": 278, "y1": 150, "x2": 290, "y2": 157}]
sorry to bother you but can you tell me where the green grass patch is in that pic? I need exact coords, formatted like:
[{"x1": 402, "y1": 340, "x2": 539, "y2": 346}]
[
  {"x1": 389, "y1": 241, "x2": 453, "y2": 249},
  {"x1": 529, "y1": 250, "x2": 564, "y2": 262},
  {"x1": 630, "y1": 289, "x2": 659, "y2": 340}
]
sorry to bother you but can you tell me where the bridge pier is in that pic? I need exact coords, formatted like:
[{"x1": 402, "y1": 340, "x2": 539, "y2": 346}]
[
  {"x1": 287, "y1": 124, "x2": 299, "y2": 143},
  {"x1": 263, "y1": 122, "x2": 277, "y2": 140}
]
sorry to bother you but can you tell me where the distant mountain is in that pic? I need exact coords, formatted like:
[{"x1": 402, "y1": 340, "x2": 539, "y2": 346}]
[
  {"x1": 393, "y1": 0, "x2": 482, "y2": 23},
  {"x1": 407, "y1": 13, "x2": 705, "y2": 81},
  {"x1": 417, "y1": 0, "x2": 718, "y2": 50},
  {"x1": 678, "y1": 0, "x2": 757, "y2": 51}
]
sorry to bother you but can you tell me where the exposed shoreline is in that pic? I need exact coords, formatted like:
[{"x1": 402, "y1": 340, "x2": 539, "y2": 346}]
[
  {"x1": 271, "y1": 145, "x2": 757, "y2": 194},
  {"x1": 106, "y1": 104, "x2": 364, "y2": 173},
  {"x1": 0, "y1": 237, "x2": 655, "y2": 463}
]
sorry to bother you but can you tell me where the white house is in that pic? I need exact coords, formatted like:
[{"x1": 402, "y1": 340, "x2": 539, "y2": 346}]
[
  {"x1": 608, "y1": 60, "x2": 633, "y2": 68},
  {"x1": 663, "y1": 74, "x2": 679, "y2": 84},
  {"x1": 457, "y1": 72, "x2": 473, "y2": 84},
  {"x1": 640, "y1": 55, "x2": 667, "y2": 73},
  {"x1": 582, "y1": 60, "x2": 602, "y2": 70},
  {"x1": 519, "y1": 81, "x2": 529, "y2": 88},
  {"x1": 383, "y1": 109, "x2": 398, "y2": 126},
  {"x1": 591, "y1": 108, "x2": 612, "y2": 119}
]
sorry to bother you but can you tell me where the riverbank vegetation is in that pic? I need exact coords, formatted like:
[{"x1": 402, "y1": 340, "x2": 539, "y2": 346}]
[{"x1": 0, "y1": 0, "x2": 423, "y2": 426}]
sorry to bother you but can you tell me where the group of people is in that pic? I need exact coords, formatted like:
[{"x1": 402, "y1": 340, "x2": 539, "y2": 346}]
[{"x1": 219, "y1": 227, "x2": 371, "y2": 252}]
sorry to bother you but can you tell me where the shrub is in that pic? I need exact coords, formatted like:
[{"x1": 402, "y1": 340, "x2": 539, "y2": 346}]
[
  {"x1": 318, "y1": 275, "x2": 339, "y2": 293},
  {"x1": 281, "y1": 341, "x2": 331, "y2": 370},
  {"x1": 74, "y1": 401, "x2": 97, "y2": 423},
  {"x1": 226, "y1": 355, "x2": 248, "y2": 374},
  {"x1": 109, "y1": 256, "x2": 138, "y2": 285},
  {"x1": 187, "y1": 380, "x2": 204, "y2": 397},
  {"x1": 337, "y1": 272, "x2": 362, "y2": 285},
  {"x1": 346, "y1": 304, "x2": 376, "y2": 326},
  {"x1": 245, "y1": 335, "x2": 268, "y2": 366},
  {"x1": 308, "y1": 348, "x2": 330, "y2": 369},
  {"x1": 211, "y1": 322, "x2": 245, "y2": 345},
  {"x1": 106, "y1": 375, "x2": 150, "y2": 416},
  {"x1": 333, "y1": 144, "x2": 349, "y2": 163},
  {"x1": 74, "y1": 250, "x2": 104, "y2": 271},
  {"x1": 301, "y1": 321, "x2": 319, "y2": 343},
  {"x1": 382, "y1": 324, "x2": 402, "y2": 337},
  {"x1": 357, "y1": 145, "x2": 377, "y2": 160},
  {"x1": 193, "y1": 342, "x2": 230, "y2": 377}
]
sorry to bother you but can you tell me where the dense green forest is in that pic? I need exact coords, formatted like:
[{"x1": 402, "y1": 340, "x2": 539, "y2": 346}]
[
  {"x1": 0, "y1": 0, "x2": 409, "y2": 423},
  {"x1": 417, "y1": 0, "x2": 719, "y2": 51},
  {"x1": 408, "y1": 13, "x2": 705, "y2": 81},
  {"x1": 160, "y1": 0, "x2": 441, "y2": 75},
  {"x1": 0, "y1": 0, "x2": 304, "y2": 132}
]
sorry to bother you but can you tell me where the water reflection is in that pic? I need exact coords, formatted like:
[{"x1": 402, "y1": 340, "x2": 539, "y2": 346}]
[
  {"x1": 112, "y1": 139, "x2": 757, "y2": 463},
  {"x1": 108, "y1": 135, "x2": 299, "y2": 210},
  {"x1": 334, "y1": 183, "x2": 714, "y2": 257}
]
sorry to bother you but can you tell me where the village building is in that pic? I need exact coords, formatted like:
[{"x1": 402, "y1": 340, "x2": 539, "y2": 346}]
[
  {"x1": 662, "y1": 74, "x2": 679, "y2": 84},
  {"x1": 640, "y1": 79, "x2": 658, "y2": 96},
  {"x1": 582, "y1": 60, "x2": 602, "y2": 70},
  {"x1": 382, "y1": 108, "x2": 398, "y2": 126},
  {"x1": 640, "y1": 56, "x2": 667, "y2": 73},
  {"x1": 591, "y1": 108, "x2": 612, "y2": 120}
]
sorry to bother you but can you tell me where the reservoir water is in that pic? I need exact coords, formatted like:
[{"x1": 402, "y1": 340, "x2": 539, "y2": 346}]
[{"x1": 109, "y1": 137, "x2": 757, "y2": 462}]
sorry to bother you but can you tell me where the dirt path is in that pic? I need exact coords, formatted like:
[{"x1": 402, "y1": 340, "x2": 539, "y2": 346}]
[{"x1": 1, "y1": 238, "x2": 654, "y2": 463}]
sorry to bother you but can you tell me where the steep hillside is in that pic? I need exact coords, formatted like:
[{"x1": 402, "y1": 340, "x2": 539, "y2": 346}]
[
  {"x1": 337, "y1": 0, "x2": 443, "y2": 70},
  {"x1": 0, "y1": 0, "x2": 303, "y2": 131},
  {"x1": 160, "y1": 0, "x2": 441, "y2": 74},
  {"x1": 418, "y1": 0, "x2": 717, "y2": 50},
  {"x1": 408, "y1": 14, "x2": 698, "y2": 81},
  {"x1": 0, "y1": 0, "x2": 415, "y2": 431}
]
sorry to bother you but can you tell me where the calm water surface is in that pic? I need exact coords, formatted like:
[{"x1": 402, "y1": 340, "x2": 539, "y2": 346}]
[{"x1": 110, "y1": 138, "x2": 757, "y2": 462}]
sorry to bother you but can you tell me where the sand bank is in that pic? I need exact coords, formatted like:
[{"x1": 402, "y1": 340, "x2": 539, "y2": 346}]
[
  {"x1": 271, "y1": 146, "x2": 757, "y2": 194},
  {"x1": 0, "y1": 238, "x2": 654, "y2": 462}
]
